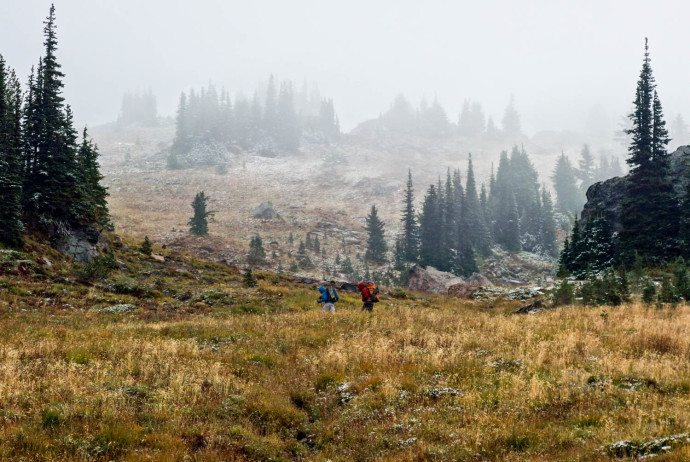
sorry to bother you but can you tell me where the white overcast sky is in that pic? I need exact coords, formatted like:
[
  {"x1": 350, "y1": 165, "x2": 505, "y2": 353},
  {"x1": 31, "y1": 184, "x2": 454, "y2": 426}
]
[{"x1": 1, "y1": 0, "x2": 690, "y2": 135}]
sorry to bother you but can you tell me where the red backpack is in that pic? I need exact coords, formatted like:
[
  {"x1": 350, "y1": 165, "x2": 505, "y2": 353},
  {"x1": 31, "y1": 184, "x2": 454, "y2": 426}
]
[{"x1": 366, "y1": 281, "x2": 380, "y2": 303}]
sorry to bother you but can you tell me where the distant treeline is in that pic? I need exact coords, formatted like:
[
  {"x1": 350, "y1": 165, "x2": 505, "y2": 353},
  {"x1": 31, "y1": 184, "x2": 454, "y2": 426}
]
[
  {"x1": 168, "y1": 76, "x2": 340, "y2": 168},
  {"x1": 0, "y1": 6, "x2": 109, "y2": 249},
  {"x1": 396, "y1": 147, "x2": 558, "y2": 278},
  {"x1": 377, "y1": 94, "x2": 523, "y2": 141},
  {"x1": 117, "y1": 89, "x2": 157, "y2": 127},
  {"x1": 552, "y1": 144, "x2": 624, "y2": 218}
]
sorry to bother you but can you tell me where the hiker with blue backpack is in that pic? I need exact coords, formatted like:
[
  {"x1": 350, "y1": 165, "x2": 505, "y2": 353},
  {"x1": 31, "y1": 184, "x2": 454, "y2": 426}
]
[{"x1": 317, "y1": 283, "x2": 339, "y2": 313}]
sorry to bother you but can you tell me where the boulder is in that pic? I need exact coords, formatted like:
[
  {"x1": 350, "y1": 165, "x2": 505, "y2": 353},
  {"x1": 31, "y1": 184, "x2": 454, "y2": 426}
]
[
  {"x1": 338, "y1": 282, "x2": 359, "y2": 293},
  {"x1": 408, "y1": 265, "x2": 464, "y2": 294},
  {"x1": 467, "y1": 273, "x2": 492, "y2": 287},
  {"x1": 252, "y1": 201, "x2": 278, "y2": 220},
  {"x1": 447, "y1": 273, "x2": 491, "y2": 298},
  {"x1": 55, "y1": 227, "x2": 100, "y2": 264}
]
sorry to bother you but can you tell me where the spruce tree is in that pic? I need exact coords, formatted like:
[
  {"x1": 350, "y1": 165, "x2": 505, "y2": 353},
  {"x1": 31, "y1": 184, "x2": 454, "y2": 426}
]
[
  {"x1": 492, "y1": 152, "x2": 521, "y2": 252},
  {"x1": 22, "y1": 5, "x2": 87, "y2": 231},
  {"x1": 419, "y1": 185, "x2": 442, "y2": 267},
  {"x1": 188, "y1": 191, "x2": 215, "y2": 235},
  {"x1": 0, "y1": 55, "x2": 25, "y2": 248},
  {"x1": 248, "y1": 234, "x2": 266, "y2": 264},
  {"x1": 140, "y1": 236, "x2": 153, "y2": 256},
  {"x1": 618, "y1": 39, "x2": 679, "y2": 265},
  {"x1": 77, "y1": 127, "x2": 110, "y2": 228},
  {"x1": 276, "y1": 81, "x2": 299, "y2": 151},
  {"x1": 464, "y1": 155, "x2": 492, "y2": 255},
  {"x1": 400, "y1": 169, "x2": 419, "y2": 262},
  {"x1": 551, "y1": 152, "x2": 581, "y2": 215},
  {"x1": 539, "y1": 187, "x2": 559, "y2": 258},
  {"x1": 365, "y1": 205, "x2": 387, "y2": 263},
  {"x1": 170, "y1": 92, "x2": 191, "y2": 157},
  {"x1": 576, "y1": 144, "x2": 596, "y2": 192}
]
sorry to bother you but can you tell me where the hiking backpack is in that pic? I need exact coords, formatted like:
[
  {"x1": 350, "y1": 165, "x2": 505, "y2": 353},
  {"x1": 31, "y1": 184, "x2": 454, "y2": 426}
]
[
  {"x1": 366, "y1": 281, "x2": 379, "y2": 303},
  {"x1": 326, "y1": 287, "x2": 339, "y2": 303}
]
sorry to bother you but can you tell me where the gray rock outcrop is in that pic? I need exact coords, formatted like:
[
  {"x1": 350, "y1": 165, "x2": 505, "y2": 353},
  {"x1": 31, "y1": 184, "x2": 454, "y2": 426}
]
[
  {"x1": 252, "y1": 201, "x2": 278, "y2": 220},
  {"x1": 55, "y1": 227, "x2": 101, "y2": 264},
  {"x1": 408, "y1": 265, "x2": 464, "y2": 294},
  {"x1": 580, "y1": 145, "x2": 690, "y2": 231},
  {"x1": 448, "y1": 273, "x2": 493, "y2": 298}
]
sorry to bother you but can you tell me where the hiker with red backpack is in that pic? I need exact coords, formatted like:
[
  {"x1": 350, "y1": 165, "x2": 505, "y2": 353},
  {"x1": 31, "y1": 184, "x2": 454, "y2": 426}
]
[{"x1": 357, "y1": 281, "x2": 379, "y2": 312}]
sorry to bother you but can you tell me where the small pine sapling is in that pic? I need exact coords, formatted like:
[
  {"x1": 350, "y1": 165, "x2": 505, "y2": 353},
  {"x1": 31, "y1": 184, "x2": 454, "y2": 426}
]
[
  {"x1": 242, "y1": 269, "x2": 258, "y2": 288},
  {"x1": 140, "y1": 236, "x2": 153, "y2": 256}
]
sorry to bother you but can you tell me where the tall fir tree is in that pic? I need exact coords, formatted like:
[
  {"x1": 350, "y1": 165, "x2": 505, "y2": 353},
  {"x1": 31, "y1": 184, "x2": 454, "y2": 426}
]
[
  {"x1": 551, "y1": 152, "x2": 582, "y2": 215},
  {"x1": 539, "y1": 186, "x2": 559, "y2": 258},
  {"x1": 618, "y1": 38, "x2": 679, "y2": 265},
  {"x1": 400, "y1": 169, "x2": 419, "y2": 262},
  {"x1": 0, "y1": 55, "x2": 24, "y2": 248},
  {"x1": 576, "y1": 144, "x2": 596, "y2": 192},
  {"x1": 77, "y1": 127, "x2": 110, "y2": 229},
  {"x1": 492, "y1": 151, "x2": 521, "y2": 252},
  {"x1": 463, "y1": 155, "x2": 492, "y2": 255},
  {"x1": 419, "y1": 185, "x2": 442, "y2": 267},
  {"x1": 22, "y1": 5, "x2": 87, "y2": 231},
  {"x1": 364, "y1": 205, "x2": 387, "y2": 263},
  {"x1": 276, "y1": 81, "x2": 299, "y2": 151}
]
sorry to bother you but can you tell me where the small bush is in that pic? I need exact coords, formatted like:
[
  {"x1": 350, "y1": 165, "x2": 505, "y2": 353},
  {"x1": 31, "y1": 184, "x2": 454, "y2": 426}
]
[
  {"x1": 41, "y1": 406, "x2": 63, "y2": 429},
  {"x1": 314, "y1": 372, "x2": 344, "y2": 392},
  {"x1": 75, "y1": 253, "x2": 117, "y2": 282},
  {"x1": 552, "y1": 279, "x2": 575, "y2": 306},
  {"x1": 642, "y1": 280, "x2": 656, "y2": 305},
  {"x1": 242, "y1": 269, "x2": 258, "y2": 288},
  {"x1": 140, "y1": 236, "x2": 153, "y2": 256}
]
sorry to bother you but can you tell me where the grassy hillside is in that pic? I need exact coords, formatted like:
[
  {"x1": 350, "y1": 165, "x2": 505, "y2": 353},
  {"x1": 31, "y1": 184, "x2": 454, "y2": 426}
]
[{"x1": 0, "y1": 238, "x2": 689, "y2": 460}]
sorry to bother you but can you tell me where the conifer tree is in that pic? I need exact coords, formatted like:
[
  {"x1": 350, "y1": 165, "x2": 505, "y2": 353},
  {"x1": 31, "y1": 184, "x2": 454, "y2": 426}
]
[
  {"x1": 242, "y1": 268, "x2": 258, "y2": 287},
  {"x1": 551, "y1": 152, "x2": 581, "y2": 215},
  {"x1": 463, "y1": 155, "x2": 491, "y2": 255},
  {"x1": 77, "y1": 127, "x2": 110, "y2": 228},
  {"x1": 618, "y1": 39, "x2": 679, "y2": 265},
  {"x1": 400, "y1": 169, "x2": 419, "y2": 262},
  {"x1": 140, "y1": 236, "x2": 152, "y2": 256},
  {"x1": 248, "y1": 234, "x2": 266, "y2": 264},
  {"x1": 492, "y1": 152, "x2": 521, "y2": 252},
  {"x1": 170, "y1": 92, "x2": 191, "y2": 157},
  {"x1": 539, "y1": 186, "x2": 559, "y2": 258},
  {"x1": 0, "y1": 55, "x2": 25, "y2": 248},
  {"x1": 576, "y1": 144, "x2": 596, "y2": 192},
  {"x1": 419, "y1": 185, "x2": 441, "y2": 267},
  {"x1": 365, "y1": 205, "x2": 387, "y2": 263},
  {"x1": 276, "y1": 81, "x2": 299, "y2": 151},
  {"x1": 188, "y1": 191, "x2": 215, "y2": 235},
  {"x1": 341, "y1": 255, "x2": 355, "y2": 278},
  {"x1": 263, "y1": 74, "x2": 278, "y2": 133},
  {"x1": 22, "y1": 5, "x2": 87, "y2": 230}
]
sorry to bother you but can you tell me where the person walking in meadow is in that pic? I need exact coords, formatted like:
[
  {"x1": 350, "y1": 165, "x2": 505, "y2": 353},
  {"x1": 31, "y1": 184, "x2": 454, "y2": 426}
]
[
  {"x1": 357, "y1": 281, "x2": 379, "y2": 312},
  {"x1": 317, "y1": 283, "x2": 339, "y2": 313}
]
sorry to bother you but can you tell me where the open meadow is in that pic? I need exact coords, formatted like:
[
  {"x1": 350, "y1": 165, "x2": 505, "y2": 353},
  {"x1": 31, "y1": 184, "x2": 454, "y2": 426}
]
[{"x1": 0, "y1": 241, "x2": 689, "y2": 460}]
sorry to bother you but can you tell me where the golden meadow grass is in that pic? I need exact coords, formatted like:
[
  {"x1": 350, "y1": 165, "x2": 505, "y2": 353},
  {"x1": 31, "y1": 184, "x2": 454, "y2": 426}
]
[{"x1": 1, "y1": 243, "x2": 690, "y2": 460}]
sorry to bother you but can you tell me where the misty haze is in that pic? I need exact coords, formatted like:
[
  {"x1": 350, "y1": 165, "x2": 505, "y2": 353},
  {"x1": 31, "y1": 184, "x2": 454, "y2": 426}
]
[{"x1": 1, "y1": 2, "x2": 690, "y2": 460}]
